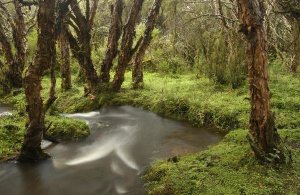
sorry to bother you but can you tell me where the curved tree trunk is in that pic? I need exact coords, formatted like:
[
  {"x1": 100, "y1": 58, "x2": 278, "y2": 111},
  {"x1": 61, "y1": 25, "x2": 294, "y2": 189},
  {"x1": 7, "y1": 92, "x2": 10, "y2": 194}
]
[
  {"x1": 112, "y1": 0, "x2": 145, "y2": 92},
  {"x1": 238, "y1": 0, "x2": 284, "y2": 162},
  {"x1": 18, "y1": 0, "x2": 56, "y2": 162},
  {"x1": 132, "y1": 0, "x2": 162, "y2": 89},
  {"x1": 100, "y1": 0, "x2": 123, "y2": 84}
]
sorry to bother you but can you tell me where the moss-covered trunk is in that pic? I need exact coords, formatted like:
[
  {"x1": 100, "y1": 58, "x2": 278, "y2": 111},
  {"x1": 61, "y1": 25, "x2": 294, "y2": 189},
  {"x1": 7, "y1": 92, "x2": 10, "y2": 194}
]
[{"x1": 18, "y1": 0, "x2": 56, "y2": 162}]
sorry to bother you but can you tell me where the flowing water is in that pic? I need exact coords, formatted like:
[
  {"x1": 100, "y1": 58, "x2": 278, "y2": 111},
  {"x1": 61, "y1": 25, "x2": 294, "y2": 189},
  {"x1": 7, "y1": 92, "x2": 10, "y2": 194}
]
[{"x1": 0, "y1": 105, "x2": 223, "y2": 195}]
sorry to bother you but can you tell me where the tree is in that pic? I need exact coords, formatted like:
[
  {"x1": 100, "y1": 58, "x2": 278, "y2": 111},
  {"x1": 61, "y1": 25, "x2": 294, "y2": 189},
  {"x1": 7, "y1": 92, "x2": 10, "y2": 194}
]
[
  {"x1": 0, "y1": 0, "x2": 26, "y2": 91},
  {"x1": 60, "y1": 29, "x2": 72, "y2": 91},
  {"x1": 66, "y1": 0, "x2": 100, "y2": 94},
  {"x1": 112, "y1": 0, "x2": 145, "y2": 92},
  {"x1": 18, "y1": 0, "x2": 56, "y2": 162},
  {"x1": 100, "y1": 0, "x2": 123, "y2": 84},
  {"x1": 238, "y1": 0, "x2": 284, "y2": 162},
  {"x1": 132, "y1": 0, "x2": 163, "y2": 89},
  {"x1": 276, "y1": 0, "x2": 300, "y2": 72}
]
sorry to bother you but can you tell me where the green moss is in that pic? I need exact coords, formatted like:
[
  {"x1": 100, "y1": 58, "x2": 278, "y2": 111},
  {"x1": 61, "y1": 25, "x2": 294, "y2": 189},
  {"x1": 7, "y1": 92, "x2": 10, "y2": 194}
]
[
  {"x1": 46, "y1": 116, "x2": 90, "y2": 142},
  {"x1": 0, "y1": 114, "x2": 90, "y2": 161},
  {"x1": 144, "y1": 129, "x2": 300, "y2": 195},
  {"x1": 1, "y1": 71, "x2": 299, "y2": 132},
  {"x1": 0, "y1": 114, "x2": 25, "y2": 161}
]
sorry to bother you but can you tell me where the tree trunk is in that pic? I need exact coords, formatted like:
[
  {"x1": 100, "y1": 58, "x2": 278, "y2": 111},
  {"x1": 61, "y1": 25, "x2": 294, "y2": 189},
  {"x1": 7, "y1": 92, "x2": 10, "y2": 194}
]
[
  {"x1": 291, "y1": 19, "x2": 300, "y2": 72},
  {"x1": 0, "y1": 24, "x2": 15, "y2": 93},
  {"x1": 45, "y1": 50, "x2": 57, "y2": 111},
  {"x1": 100, "y1": 0, "x2": 123, "y2": 84},
  {"x1": 11, "y1": 0, "x2": 26, "y2": 88},
  {"x1": 0, "y1": 0, "x2": 26, "y2": 90},
  {"x1": 238, "y1": 0, "x2": 284, "y2": 162},
  {"x1": 132, "y1": 0, "x2": 162, "y2": 89},
  {"x1": 81, "y1": 28, "x2": 99, "y2": 94},
  {"x1": 112, "y1": 0, "x2": 144, "y2": 92},
  {"x1": 68, "y1": 0, "x2": 99, "y2": 95},
  {"x1": 18, "y1": 0, "x2": 56, "y2": 162},
  {"x1": 60, "y1": 29, "x2": 72, "y2": 91}
]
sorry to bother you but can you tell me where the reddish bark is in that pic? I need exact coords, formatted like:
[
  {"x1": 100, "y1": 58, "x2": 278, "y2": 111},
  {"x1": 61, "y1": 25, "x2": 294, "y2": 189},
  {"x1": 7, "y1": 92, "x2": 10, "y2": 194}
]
[
  {"x1": 100, "y1": 0, "x2": 123, "y2": 84},
  {"x1": 60, "y1": 29, "x2": 72, "y2": 91},
  {"x1": 132, "y1": 0, "x2": 162, "y2": 89},
  {"x1": 68, "y1": 0, "x2": 99, "y2": 94},
  {"x1": 0, "y1": 0, "x2": 26, "y2": 90},
  {"x1": 238, "y1": 0, "x2": 283, "y2": 161},
  {"x1": 18, "y1": 0, "x2": 56, "y2": 162},
  {"x1": 112, "y1": 0, "x2": 145, "y2": 92},
  {"x1": 12, "y1": 0, "x2": 26, "y2": 87}
]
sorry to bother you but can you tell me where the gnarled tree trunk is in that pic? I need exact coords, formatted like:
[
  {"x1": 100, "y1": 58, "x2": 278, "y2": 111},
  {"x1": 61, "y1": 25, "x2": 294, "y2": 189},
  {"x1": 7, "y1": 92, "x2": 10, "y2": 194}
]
[
  {"x1": 238, "y1": 0, "x2": 284, "y2": 162},
  {"x1": 132, "y1": 0, "x2": 162, "y2": 89},
  {"x1": 11, "y1": 0, "x2": 26, "y2": 88},
  {"x1": 18, "y1": 0, "x2": 56, "y2": 162},
  {"x1": 0, "y1": 24, "x2": 15, "y2": 93},
  {"x1": 112, "y1": 0, "x2": 144, "y2": 92},
  {"x1": 0, "y1": 0, "x2": 26, "y2": 90},
  {"x1": 68, "y1": 0, "x2": 99, "y2": 95},
  {"x1": 60, "y1": 29, "x2": 72, "y2": 91},
  {"x1": 100, "y1": 0, "x2": 123, "y2": 84}
]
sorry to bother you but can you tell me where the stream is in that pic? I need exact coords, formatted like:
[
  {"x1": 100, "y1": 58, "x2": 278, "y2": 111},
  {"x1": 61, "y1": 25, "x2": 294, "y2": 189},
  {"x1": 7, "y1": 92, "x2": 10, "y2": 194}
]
[{"x1": 0, "y1": 105, "x2": 223, "y2": 195}]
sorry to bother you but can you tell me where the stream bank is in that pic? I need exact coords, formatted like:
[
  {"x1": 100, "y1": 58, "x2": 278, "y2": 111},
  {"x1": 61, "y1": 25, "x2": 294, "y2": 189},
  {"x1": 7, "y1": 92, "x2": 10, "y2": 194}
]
[{"x1": 0, "y1": 106, "x2": 223, "y2": 195}]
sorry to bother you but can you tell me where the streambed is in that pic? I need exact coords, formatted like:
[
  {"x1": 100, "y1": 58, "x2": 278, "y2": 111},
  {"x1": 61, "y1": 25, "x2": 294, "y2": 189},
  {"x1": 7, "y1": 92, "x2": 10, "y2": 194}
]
[{"x1": 0, "y1": 105, "x2": 223, "y2": 195}]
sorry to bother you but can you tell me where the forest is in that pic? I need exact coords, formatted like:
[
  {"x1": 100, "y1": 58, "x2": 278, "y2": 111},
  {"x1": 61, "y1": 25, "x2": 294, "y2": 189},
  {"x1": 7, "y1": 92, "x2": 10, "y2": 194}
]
[{"x1": 0, "y1": 0, "x2": 299, "y2": 194}]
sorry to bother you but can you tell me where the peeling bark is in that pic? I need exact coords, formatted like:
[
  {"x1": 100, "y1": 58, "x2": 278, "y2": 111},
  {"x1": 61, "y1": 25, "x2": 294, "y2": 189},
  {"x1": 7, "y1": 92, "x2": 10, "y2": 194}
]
[
  {"x1": 68, "y1": 0, "x2": 99, "y2": 94},
  {"x1": 100, "y1": 0, "x2": 123, "y2": 84},
  {"x1": 18, "y1": 0, "x2": 56, "y2": 162},
  {"x1": 238, "y1": 0, "x2": 284, "y2": 162},
  {"x1": 0, "y1": 0, "x2": 26, "y2": 90},
  {"x1": 112, "y1": 0, "x2": 145, "y2": 92},
  {"x1": 60, "y1": 29, "x2": 72, "y2": 91},
  {"x1": 132, "y1": 0, "x2": 162, "y2": 89},
  {"x1": 12, "y1": 0, "x2": 26, "y2": 88}
]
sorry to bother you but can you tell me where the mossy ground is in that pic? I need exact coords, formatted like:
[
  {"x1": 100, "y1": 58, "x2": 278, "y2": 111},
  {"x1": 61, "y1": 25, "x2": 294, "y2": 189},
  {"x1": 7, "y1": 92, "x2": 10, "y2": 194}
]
[
  {"x1": 0, "y1": 113, "x2": 90, "y2": 161},
  {"x1": 143, "y1": 129, "x2": 300, "y2": 194},
  {"x1": 0, "y1": 71, "x2": 299, "y2": 193}
]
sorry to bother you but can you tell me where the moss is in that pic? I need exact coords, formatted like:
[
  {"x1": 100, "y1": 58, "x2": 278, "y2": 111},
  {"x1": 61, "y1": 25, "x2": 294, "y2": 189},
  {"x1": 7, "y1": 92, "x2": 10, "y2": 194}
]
[
  {"x1": 0, "y1": 114, "x2": 25, "y2": 161},
  {"x1": 1, "y1": 71, "x2": 299, "y2": 132},
  {"x1": 0, "y1": 114, "x2": 90, "y2": 161},
  {"x1": 46, "y1": 116, "x2": 90, "y2": 142},
  {"x1": 143, "y1": 129, "x2": 300, "y2": 195}
]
